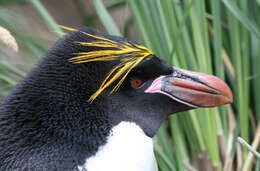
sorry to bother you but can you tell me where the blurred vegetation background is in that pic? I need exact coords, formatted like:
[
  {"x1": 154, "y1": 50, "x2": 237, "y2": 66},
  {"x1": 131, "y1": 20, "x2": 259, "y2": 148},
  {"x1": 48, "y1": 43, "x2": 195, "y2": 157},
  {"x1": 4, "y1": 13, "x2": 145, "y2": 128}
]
[{"x1": 0, "y1": 0, "x2": 260, "y2": 170}]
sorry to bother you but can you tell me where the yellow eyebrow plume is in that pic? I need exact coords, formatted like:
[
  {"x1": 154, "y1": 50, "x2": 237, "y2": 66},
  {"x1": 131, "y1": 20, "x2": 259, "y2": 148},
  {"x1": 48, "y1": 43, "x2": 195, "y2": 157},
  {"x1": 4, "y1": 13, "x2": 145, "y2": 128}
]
[{"x1": 60, "y1": 25, "x2": 154, "y2": 102}]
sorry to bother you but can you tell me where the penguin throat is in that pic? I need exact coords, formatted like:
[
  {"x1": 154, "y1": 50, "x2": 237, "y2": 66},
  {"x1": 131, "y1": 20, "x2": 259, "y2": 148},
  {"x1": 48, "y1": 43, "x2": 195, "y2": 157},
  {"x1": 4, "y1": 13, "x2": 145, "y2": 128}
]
[{"x1": 77, "y1": 121, "x2": 158, "y2": 171}]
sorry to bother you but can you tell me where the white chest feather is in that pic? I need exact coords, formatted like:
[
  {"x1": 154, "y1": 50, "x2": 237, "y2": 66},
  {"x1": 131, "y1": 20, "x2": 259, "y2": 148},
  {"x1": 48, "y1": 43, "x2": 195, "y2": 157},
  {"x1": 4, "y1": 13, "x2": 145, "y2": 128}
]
[{"x1": 77, "y1": 122, "x2": 158, "y2": 171}]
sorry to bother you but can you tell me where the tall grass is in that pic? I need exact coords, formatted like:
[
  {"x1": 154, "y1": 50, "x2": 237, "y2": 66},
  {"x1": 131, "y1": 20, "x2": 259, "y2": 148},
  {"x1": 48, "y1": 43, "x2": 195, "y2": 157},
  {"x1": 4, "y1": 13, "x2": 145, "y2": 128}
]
[
  {"x1": 128, "y1": 1, "x2": 260, "y2": 170},
  {"x1": 0, "y1": 0, "x2": 259, "y2": 170}
]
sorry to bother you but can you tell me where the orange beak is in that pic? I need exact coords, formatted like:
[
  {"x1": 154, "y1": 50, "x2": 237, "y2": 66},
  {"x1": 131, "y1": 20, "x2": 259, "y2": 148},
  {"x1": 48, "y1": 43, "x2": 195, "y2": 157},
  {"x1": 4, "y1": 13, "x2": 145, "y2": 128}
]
[{"x1": 145, "y1": 67, "x2": 233, "y2": 108}]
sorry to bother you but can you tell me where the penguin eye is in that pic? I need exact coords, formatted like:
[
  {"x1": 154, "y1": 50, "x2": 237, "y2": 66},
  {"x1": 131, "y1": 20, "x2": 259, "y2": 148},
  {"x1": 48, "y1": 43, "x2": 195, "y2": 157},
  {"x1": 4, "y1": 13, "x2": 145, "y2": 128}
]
[{"x1": 131, "y1": 78, "x2": 143, "y2": 89}]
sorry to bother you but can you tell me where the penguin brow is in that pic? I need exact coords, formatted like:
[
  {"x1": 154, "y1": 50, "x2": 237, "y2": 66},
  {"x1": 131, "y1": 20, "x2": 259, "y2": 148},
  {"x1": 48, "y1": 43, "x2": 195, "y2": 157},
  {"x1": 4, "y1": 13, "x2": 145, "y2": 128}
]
[{"x1": 60, "y1": 25, "x2": 155, "y2": 102}]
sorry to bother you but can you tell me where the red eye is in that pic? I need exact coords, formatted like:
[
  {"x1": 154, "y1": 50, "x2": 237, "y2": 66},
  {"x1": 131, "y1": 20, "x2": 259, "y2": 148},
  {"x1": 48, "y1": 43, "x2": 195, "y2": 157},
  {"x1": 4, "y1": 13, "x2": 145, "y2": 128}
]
[{"x1": 131, "y1": 78, "x2": 143, "y2": 88}]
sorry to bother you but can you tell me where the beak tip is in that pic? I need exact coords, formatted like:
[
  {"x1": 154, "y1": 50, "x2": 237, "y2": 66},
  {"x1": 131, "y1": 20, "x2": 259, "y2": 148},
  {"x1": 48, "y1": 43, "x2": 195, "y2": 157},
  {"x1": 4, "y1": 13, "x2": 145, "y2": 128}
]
[
  {"x1": 218, "y1": 81, "x2": 233, "y2": 105},
  {"x1": 226, "y1": 94, "x2": 233, "y2": 105},
  {"x1": 197, "y1": 72, "x2": 233, "y2": 106},
  {"x1": 227, "y1": 91, "x2": 233, "y2": 103}
]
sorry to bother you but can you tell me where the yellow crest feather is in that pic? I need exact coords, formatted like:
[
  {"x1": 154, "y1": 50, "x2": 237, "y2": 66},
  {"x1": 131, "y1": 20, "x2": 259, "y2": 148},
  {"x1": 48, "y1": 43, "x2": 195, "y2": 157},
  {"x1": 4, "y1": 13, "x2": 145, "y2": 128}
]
[{"x1": 60, "y1": 25, "x2": 154, "y2": 102}]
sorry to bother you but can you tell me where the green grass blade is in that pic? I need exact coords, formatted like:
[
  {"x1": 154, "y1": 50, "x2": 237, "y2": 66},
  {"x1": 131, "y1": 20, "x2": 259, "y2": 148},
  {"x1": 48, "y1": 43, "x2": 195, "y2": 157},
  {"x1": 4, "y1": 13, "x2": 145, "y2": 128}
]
[
  {"x1": 251, "y1": 34, "x2": 260, "y2": 121},
  {"x1": 154, "y1": 144, "x2": 177, "y2": 171},
  {"x1": 170, "y1": 115, "x2": 188, "y2": 171},
  {"x1": 92, "y1": 0, "x2": 121, "y2": 36},
  {"x1": 157, "y1": 126, "x2": 175, "y2": 163},
  {"x1": 0, "y1": 74, "x2": 18, "y2": 85},
  {"x1": 238, "y1": 137, "x2": 260, "y2": 159},
  {"x1": 30, "y1": 0, "x2": 63, "y2": 37},
  {"x1": 0, "y1": 63, "x2": 26, "y2": 77}
]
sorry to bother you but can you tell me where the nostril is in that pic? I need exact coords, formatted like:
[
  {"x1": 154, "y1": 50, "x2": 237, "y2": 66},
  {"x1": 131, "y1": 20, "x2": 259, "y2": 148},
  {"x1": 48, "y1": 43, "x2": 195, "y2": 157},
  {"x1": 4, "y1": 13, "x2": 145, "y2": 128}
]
[
  {"x1": 172, "y1": 70, "x2": 186, "y2": 79},
  {"x1": 173, "y1": 71, "x2": 178, "y2": 77}
]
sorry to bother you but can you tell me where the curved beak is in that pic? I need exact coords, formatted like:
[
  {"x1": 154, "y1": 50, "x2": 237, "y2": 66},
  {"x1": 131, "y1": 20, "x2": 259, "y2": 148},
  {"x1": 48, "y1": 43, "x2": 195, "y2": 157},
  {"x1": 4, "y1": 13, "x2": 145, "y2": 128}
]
[{"x1": 145, "y1": 67, "x2": 233, "y2": 108}]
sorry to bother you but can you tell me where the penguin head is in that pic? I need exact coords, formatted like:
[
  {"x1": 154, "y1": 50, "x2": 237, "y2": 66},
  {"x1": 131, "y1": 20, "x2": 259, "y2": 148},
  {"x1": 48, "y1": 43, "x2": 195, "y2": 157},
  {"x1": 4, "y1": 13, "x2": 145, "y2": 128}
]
[{"x1": 45, "y1": 27, "x2": 232, "y2": 137}]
